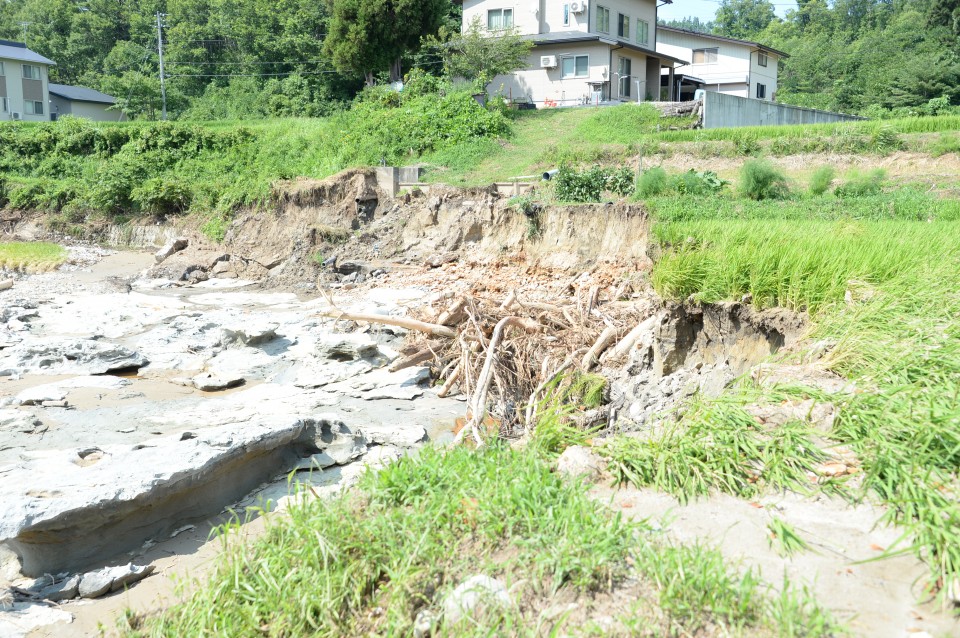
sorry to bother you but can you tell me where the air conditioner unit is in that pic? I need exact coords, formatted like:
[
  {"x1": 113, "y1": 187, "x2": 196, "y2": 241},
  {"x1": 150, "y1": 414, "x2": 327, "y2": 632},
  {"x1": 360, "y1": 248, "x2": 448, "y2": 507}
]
[
  {"x1": 11, "y1": 112, "x2": 21, "y2": 121},
  {"x1": 541, "y1": 55, "x2": 558, "y2": 68},
  {"x1": 571, "y1": 1, "x2": 586, "y2": 13}
]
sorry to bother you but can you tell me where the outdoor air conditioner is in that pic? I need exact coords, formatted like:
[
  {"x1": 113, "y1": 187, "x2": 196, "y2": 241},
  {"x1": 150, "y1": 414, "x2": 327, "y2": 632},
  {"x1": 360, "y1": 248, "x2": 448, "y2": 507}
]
[
  {"x1": 571, "y1": 1, "x2": 586, "y2": 13},
  {"x1": 541, "y1": 55, "x2": 558, "y2": 68},
  {"x1": 11, "y1": 112, "x2": 21, "y2": 121}
]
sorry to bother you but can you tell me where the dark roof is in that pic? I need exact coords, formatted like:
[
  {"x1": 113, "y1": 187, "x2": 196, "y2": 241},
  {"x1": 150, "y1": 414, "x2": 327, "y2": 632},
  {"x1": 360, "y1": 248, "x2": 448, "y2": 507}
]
[
  {"x1": 0, "y1": 39, "x2": 56, "y2": 65},
  {"x1": 656, "y1": 26, "x2": 789, "y2": 58},
  {"x1": 48, "y1": 83, "x2": 116, "y2": 104},
  {"x1": 525, "y1": 32, "x2": 689, "y2": 66}
]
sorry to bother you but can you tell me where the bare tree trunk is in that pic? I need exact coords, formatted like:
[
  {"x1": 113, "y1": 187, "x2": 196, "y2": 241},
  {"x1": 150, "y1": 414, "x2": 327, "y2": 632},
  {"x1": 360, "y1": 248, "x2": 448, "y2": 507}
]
[
  {"x1": 389, "y1": 58, "x2": 402, "y2": 83},
  {"x1": 364, "y1": 71, "x2": 375, "y2": 86}
]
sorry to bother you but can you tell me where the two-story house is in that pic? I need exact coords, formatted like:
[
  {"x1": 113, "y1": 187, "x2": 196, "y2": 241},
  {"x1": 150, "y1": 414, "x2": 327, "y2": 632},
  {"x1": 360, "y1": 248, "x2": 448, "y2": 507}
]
[
  {"x1": 462, "y1": 0, "x2": 685, "y2": 106},
  {"x1": 0, "y1": 39, "x2": 55, "y2": 122},
  {"x1": 656, "y1": 26, "x2": 787, "y2": 102}
]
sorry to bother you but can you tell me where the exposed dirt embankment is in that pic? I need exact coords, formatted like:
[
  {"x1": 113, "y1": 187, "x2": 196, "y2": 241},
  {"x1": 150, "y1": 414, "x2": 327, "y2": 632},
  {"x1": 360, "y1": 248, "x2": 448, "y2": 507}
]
[{"x1": 142, "y1": 169, "x2": 651, "y2": 287}]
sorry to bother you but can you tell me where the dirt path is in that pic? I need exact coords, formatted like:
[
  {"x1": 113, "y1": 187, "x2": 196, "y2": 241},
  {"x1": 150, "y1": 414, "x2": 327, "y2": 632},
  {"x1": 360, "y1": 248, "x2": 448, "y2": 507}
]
[{"x1": 590, "y1": 484, "x2": 959, "y2": 637}]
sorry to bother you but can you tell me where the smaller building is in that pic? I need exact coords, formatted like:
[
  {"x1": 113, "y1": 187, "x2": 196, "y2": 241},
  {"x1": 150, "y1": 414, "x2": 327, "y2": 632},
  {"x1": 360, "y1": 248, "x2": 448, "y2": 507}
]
[
  {"x1": 49, "y1": 84, "x2": 124, "y2": 122},
  {"x1": 656, "y1": 26, "x2": 787, "y2": 101},
  {"x1": 0, "y1": 39, "x2": 55, "y2": 122}
]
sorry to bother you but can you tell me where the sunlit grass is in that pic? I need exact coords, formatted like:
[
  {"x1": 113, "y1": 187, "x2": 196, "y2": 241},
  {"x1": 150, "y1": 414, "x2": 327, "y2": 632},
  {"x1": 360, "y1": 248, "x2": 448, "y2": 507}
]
[
  {"x1": 0, "y1": 241, "x2": 67, "y2": 272},
  {"x1": 127, "y1": 446, "x2": 836, "y2": 637}
]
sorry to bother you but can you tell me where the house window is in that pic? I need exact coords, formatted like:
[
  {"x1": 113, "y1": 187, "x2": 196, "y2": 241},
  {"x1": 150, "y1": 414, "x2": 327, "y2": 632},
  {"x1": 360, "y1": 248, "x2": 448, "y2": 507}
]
[
  {"x1": 561, "y1": 54, "x2": 589, "y2": 78},
  {"x1": 617, "y1": 13, "x2": 629, "y2": 38},
  {"x1": 636, "y1": 19, "x2": 649, "y2": 45},
  {"x1": 487, "y1": 8, "x2": 513, "y2": 30},
  {"x1": 756, "y1": 83, "x2": 766, "y2": 99},
  {"x1": 563, "y1": 4, "x2": 570, "y2": 26},
  {"x1": 22, "y1": 64, "x2": 41, "y2": 80},
  {"x1": 596, "y1": 6, "x2": 610, "y2": 33},
  {"x1": 758, "y1": 52, "x2": 768, "y2": 67},
  {"x1": 1, "y1": 98, "x2": 8, "y2": 113},
  {"x1": 692, "y1": 48, "x2": 718, "y2": 64},
  {"x1": 25, "y1": 100, "x2": 44, "y2": 115},
  {"x1": 618, "y1": 56, "x2": 631, "y2": 98}
]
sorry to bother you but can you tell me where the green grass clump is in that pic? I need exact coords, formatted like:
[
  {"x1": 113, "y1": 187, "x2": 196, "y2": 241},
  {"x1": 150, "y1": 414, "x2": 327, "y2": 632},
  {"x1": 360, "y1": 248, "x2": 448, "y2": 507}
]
[
  {"x1": 129, "y1": 445, "x2": 835, "y2": 637},
  {"x1": 808, "y1": 166, "x2": 835, "y2": 196},
  {"x1": 834, "y1": 169, "x2": 885, "y2": 198},
  {"x1": 739, "y1": 159, "x2": 789, "y2": 201},
  {"x1": 767, "y1": 518, "x2": 812, "y2": 558},
  {"x1": 929, "y1": 132, "x2": 960, "y2": 157},
  {"x1": 637, "y1": 166, "x2": 669, "y2": 197},
  {"x1": 0, "y1": 241, "x2": 68, "y2": 271}
]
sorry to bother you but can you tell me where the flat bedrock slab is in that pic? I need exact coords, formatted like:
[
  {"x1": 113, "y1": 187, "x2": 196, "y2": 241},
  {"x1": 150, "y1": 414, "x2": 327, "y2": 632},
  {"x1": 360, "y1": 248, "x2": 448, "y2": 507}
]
[
  {"x1": 0, "y1": 383, "x2": 356, "y2": 576},
  {"x1": 0, "y1": 339, "x2": 147, "y2": 377}
]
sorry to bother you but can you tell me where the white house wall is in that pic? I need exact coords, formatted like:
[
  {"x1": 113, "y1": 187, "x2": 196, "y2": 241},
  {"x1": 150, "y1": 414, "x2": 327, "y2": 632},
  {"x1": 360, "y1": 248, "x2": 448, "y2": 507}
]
[
  {"x1": 590, "y1": 0, "x2": 656, "y2": 45},
  {"x1": 656, "y1": 30, "x2": 780, "y2": 99},
  {"x1": 0, "y1": 57, "x2": 50, "y2": 122},
  {"x1": 749, "y1": 54, "x2": 778, "y2": 100},
  {"x1": 487, "y1": 42, "x2": 652, "y2": 105},
  {"x1": 463, "y1": 0, "x2": 540, "y2": 34}
]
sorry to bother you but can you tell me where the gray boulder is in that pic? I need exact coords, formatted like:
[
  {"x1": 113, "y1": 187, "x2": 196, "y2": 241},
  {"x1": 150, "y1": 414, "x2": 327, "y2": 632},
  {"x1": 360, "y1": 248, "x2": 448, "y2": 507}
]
[{"x1": 154, "y1": 238, "x2": 188, "y2": 264}]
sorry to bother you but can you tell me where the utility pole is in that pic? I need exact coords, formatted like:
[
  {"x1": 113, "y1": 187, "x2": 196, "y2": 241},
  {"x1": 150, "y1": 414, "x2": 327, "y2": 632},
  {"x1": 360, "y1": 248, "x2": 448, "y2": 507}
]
[{"x1": 156, "y1": 12, "x2": 167, "y2": 120}]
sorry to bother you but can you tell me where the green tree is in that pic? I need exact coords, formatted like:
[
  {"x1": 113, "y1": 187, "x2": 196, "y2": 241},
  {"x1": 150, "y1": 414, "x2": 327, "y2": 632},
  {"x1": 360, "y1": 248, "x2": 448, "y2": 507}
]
[
  {"x1": 427, "y1": 17, "x2": 532, "y2": 91},
  {"x1": 324, "y1": 0, "x2": 448, "y2": 84},
  {"x1": 714, "y1": 0, "x2": 777, "y2": 39}
]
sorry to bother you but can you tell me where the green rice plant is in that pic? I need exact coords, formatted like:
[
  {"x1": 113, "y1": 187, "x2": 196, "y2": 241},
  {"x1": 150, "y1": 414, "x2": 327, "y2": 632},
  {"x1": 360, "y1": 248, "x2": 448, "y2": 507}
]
[
  {"x1": 767, "y1": 518, "x2": 812, "y2": 557},
  {"x1": 808, "y1": 166, "x2": 835, "y2": 196},
  {"x1": 834, "y1": 169, "x2": 885, "y2": 198},
  {"x1": 637, "y1": 166, "x2": 669, "y2": 197},
  {"x1": 0, "y1": 241, "x2": 68, "y2": 271},
  {"x1": 650, "y1": 219, "x2": 958, "y2": 312},
  {"x1": 738, "y1": 159, "x2": 789, "y2": 201},
  {"x1": 647, "y1": 189, "x2": 960, "y2": 223}
]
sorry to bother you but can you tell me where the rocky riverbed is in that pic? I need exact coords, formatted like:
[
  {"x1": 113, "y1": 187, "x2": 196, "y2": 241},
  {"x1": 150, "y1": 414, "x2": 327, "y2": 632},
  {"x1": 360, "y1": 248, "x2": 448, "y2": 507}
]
[{"x1": 0, "y1": 247, "x2": 463, "y2": 636}]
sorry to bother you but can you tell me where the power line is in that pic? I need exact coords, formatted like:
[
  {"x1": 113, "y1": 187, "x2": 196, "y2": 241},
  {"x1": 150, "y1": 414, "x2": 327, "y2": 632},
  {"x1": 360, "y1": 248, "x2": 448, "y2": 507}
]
[
  {"x1": 164, "y1": 59, "x2": 328, "y2": 66},
  {"x1": 167, "y1": 70, "x2": 344, "y2": 77}
]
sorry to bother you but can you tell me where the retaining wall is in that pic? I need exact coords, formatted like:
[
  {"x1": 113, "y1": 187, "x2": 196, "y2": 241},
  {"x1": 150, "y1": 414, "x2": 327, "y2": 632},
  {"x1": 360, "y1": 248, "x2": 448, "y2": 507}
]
[{"x1": 703, "y1": 92, "x2": 865, "y2": 129}]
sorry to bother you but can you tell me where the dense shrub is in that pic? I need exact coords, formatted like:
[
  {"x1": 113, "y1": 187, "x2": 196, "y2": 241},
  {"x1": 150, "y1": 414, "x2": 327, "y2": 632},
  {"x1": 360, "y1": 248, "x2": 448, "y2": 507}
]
[
  {"x1": 0, "y1": 84, "x2": 510, "y2": 225},
  {"x1": 808, "y1": 166, "x2": 835, "y2": 196},
  {"x1": 637, "y1": 167, "x2": 669, "y2": 197},
  {"x1": 835, "y1": 169, "x2": 886, "y2": 198},
  {"x1": 739, "y1": 159, "x2": 789, "y2": 200},
  {"x1": 553, "y1": 165, "x2": 635, "y2": 202},
  {"x1": 673, "y1": 169, "x2": 727, "y2": 195},
  {"x1": 131, "y1": 178, "x2": 194, "y2": 215}
]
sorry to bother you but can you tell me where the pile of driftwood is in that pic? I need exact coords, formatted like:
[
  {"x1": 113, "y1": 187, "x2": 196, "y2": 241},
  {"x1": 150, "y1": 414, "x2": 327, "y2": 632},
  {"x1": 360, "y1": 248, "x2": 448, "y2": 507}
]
[{"x1": 320, "y1": 282, "x2": 653, "y2": 446}]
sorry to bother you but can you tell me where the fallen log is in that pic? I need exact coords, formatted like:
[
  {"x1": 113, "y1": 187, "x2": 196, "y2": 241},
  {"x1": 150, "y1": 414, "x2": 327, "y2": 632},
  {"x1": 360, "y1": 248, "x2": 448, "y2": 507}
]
[
  {"x1": 581, "y1": 325, "x2": 620, "y2": 370},
  {"x1": 388, "y1": 347, "x2": 436, "y2": 372},
  {"x1": 605, "y1": 315, "x2": 657, "y2": 362},
  {"x1": 316, "y1": 307, "x2": 456, "y2": 338},
  {"x1": 437, "y1": 363, "x2": 462, "y2": 398}
]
